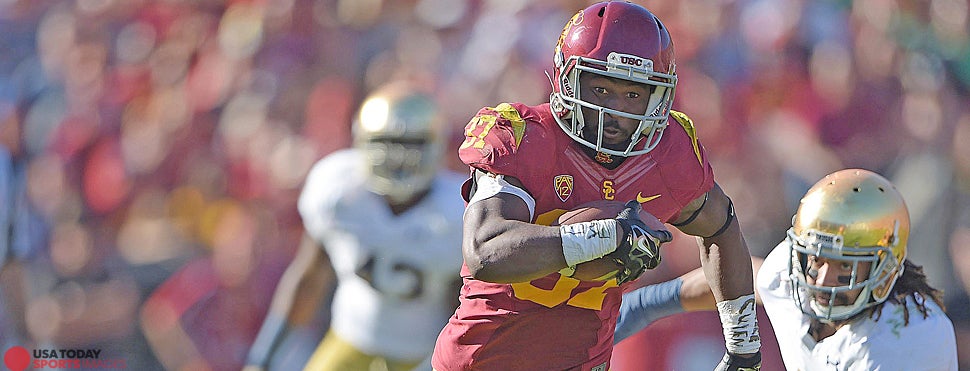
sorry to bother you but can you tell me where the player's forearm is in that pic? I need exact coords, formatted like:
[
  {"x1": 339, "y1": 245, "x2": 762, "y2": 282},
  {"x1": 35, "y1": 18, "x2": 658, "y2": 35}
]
[
  {"x1": 462, "y1": 218, "x2": 569, "y2": 283},
  {"x1": 678, "y1": 266, "x2": 719, "y2": 311},
  {"x1": 461, "y1": 192, "x2": 577, "y2": 283},
  {"x1": 288, "y1": 243, "x2": 335, "y2": 325},
  {"x1": 614, "y1": 278, "x2": 684, "y2": 344},
  {"x1": 247, "y1": 237, "x2": 328, "y2": 366},
  {"x1": 701, "y1": 219, "x2": 761, "y2": 358},
  {"x1": 273, "y1": 238, "x2": 327, "y2": 322},
  {"x1": 699, "y1": 221, "x2": 755, "y2": 301},
  {"x1": 679, "y1": 256, "x2": 765, "y2": 311}
]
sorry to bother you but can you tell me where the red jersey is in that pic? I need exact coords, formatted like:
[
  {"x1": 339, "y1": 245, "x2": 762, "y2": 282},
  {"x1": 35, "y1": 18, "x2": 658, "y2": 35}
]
[{"x1": 432, "y1": 102, "x2": 714, "y2": 371}]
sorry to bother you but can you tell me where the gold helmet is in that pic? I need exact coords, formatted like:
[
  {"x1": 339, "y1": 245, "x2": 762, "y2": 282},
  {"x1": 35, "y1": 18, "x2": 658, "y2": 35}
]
[
  {"x1": 787, "y1": 169, "x2": 909, "y2": 321},
  {"x1": 353, "y1": 82, "x2": 443, "y2": 204}
]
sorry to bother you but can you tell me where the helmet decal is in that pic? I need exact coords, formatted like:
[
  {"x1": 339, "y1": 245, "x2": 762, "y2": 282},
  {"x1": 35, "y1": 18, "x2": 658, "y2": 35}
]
[
  {"x1": 606, "y1": 52, "x2": 654, "y2": 74},
  {"x1": 556, "y1": 10, "x2": 584, "y2": 52}
]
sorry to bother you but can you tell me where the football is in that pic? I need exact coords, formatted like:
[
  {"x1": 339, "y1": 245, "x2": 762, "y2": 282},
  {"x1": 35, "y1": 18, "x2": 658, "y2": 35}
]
[{"x1": 554, "y1": 200, "x2": 668, "y2": 281}]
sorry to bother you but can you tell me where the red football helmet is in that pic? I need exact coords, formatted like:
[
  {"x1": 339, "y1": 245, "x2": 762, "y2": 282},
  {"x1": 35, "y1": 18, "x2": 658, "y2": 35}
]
[{"x1": 550, "y1": 1, "x2": 676, "y2": 156}]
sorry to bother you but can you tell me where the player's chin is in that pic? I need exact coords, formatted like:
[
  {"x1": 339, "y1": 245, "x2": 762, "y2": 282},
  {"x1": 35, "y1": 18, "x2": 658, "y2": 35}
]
[
  {"x1": 814, "y1": 294, "x2": 850, "y2": 306},
  {"x1": 601, "y1": 140, "x2": 632, "y2": 152}
]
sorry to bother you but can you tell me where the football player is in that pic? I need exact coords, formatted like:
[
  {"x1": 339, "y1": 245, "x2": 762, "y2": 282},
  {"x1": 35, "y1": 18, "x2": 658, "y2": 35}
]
[
  {"x1": 615, "y1": 169, "x2": 958, "y2": 370},
  {"x1": 431, "y1": 2, "x2": 761, "y2": 370},
  {"x1": 759, "y1": 169, "x2": 956, "y2": 370},
  {"x1": 244, "y1": 81, "x2": 466, "y2": 371}
]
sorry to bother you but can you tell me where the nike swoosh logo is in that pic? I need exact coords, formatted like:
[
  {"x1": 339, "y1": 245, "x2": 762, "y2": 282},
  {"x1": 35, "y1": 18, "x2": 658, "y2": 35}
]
[{"x1": 636, "y1": 192, "x2": 661, "y2": 203}]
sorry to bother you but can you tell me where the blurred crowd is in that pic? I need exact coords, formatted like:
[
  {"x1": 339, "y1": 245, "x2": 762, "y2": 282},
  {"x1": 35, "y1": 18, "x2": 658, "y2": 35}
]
[{"x1": 1, "y1": 0, "x2": 969, "y2": 370}]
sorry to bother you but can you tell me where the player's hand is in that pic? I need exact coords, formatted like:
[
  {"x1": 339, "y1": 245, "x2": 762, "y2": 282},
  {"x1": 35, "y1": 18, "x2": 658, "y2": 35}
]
[
  {"x1": 714, "y1": 351, "x2": 761, "y2": 371},
  {"x1": 611, "y1": 200, "x2": 672, "y2": 284}
]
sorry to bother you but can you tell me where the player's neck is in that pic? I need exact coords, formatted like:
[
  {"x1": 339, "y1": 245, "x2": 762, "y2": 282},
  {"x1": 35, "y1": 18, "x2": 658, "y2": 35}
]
[
  {"x1": 809, "y1": 320, "x2": 837, "y2": 341},
  {"x1": 809, "y1": 317, "x2": 855, "y2": 342},
  {"x1": 384, "y1": 189, "x2": 430, "y2": 216},
  {"x1": 578, "y1": 144, "x2": 627, "y2": 170}
]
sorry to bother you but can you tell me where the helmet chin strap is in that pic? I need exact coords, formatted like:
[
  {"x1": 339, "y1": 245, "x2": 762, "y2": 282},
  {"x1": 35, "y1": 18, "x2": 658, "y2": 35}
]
[
  {"x1": 568, "y1": 69, "x2": 627, "y2": 153},
  {"x1": 572, "y1": 107, "x2": 587, "y2": 141},
  {"x1": 807, "y1": 267, "x2": 819, "y2": 279},
  {"x1": 546, "y1": 69, "x2": 587, "y2": 141},
  {"x1": 571, "y1": 71, "x2": 588, "y2": 141}
]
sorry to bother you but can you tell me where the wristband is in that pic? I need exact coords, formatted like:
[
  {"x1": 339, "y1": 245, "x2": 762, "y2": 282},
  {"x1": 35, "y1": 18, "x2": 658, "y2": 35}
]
[
  {"x1": 560, "y1": 219, "x2": 618, "y2": 266},
  {"x1": 716, "y1": 294, "x2": 761, "y2": 354}
]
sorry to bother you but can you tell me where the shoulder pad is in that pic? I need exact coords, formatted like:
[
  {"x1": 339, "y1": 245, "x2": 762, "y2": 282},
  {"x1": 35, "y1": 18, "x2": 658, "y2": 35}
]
[
  {"x1": 459, "y1": 103, "x2": 527, "y2": 150},
  {"x1": 669, "y1": 110, "x2": 703, "y2": 167},
  {"x1": 298, "y1": 149, "x2": 362, "y2": 237}
]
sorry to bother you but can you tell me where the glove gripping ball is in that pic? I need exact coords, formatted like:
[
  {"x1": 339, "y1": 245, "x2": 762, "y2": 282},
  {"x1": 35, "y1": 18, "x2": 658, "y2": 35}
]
[{"x1": 554, "y1": 200, "x2": 671, "y2": 283}]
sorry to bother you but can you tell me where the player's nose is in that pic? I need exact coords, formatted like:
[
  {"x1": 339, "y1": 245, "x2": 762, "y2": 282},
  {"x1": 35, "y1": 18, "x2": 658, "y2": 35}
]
[{"x1": 813, "y1": 263, "x2": 841, "y2": 287}]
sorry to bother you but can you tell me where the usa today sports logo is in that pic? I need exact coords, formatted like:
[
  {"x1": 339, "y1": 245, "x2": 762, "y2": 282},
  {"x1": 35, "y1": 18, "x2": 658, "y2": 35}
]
[{"x1": 4, "y1": 346, "x2": 127, "y2": 370}]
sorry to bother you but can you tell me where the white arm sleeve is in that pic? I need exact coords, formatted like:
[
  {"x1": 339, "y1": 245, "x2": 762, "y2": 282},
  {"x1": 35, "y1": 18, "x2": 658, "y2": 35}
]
[{"x1": 466, "y1": 174, "x2": 536, "y2": 222}]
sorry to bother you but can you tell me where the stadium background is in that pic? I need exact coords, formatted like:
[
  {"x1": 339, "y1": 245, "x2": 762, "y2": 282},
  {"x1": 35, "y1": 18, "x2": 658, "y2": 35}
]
[{"x1": 1, "y1": 0, "x2": 969, "y2": 370}]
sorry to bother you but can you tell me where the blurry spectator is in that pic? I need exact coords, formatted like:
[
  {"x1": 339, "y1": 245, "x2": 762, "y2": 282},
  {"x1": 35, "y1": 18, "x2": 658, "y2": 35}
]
[
  {"x1": 139, "y1": 200, "x2": 291, "y2": 371},
  {"x1": 0, "y1": 100, "x2": 50, "y2": 351}
]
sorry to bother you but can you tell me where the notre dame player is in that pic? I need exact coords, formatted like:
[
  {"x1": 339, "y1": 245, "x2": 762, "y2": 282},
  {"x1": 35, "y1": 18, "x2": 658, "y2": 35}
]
[
  {"x1": 759, "y1": 169, "x2": 957, "y2": 370},
  {"x1": 615, "y1": 169, "x2": 958, "y2": 370},
  {"x1": 244, "y1": 82, "x2": 465, "y2": 371}
]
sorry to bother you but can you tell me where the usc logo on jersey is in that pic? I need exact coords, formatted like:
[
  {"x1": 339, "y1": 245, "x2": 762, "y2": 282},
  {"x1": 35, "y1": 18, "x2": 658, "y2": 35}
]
[{"x1": 602, "y1": 180, "x2": 616, "y2": 200}]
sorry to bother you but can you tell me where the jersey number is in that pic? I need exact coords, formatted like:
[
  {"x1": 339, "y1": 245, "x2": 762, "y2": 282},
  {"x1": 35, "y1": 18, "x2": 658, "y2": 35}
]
[
  {"x1": 508, "y1": 209, "x2": 617, "y2": 310},
  {"x1": 459, "y1": 103, "x2": 527, "y2": 150},
  {"x1": 511, "y1": 278, "x2": 616, "y2": 310},
  {"x1": 459, "y1": 115, "x2": 497, "y2": 150},
  {"x1": 356, "y1": 255, "x2": 423, "y2": 300}
]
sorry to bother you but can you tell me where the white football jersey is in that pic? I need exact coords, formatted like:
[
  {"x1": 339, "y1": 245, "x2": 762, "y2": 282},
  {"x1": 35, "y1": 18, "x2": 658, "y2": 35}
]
[
  {"x1": 298, "y1": 148, "x2": 466, "y2": 360},
  {"x1": 757, "y1": 240, "x2": 958, "y2": 371}
]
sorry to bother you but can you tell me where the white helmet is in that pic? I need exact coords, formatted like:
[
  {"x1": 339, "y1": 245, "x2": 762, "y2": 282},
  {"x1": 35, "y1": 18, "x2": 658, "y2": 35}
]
[{"x1": 354, "y1": 82, "x2": 443, "y2": 204}]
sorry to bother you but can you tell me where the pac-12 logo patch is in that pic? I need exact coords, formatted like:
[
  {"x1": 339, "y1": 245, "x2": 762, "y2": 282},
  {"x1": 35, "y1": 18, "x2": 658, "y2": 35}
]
[{"x1": 554, "y1": 174, "x2": 574, "y2": 202}]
